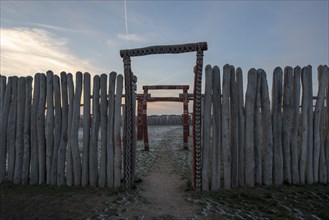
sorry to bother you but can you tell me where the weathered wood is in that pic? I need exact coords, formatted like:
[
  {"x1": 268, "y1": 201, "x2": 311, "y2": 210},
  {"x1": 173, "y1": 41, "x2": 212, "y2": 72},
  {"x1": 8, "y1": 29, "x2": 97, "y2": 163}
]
[
  {"x1": 30, "y1": 74, "x2": 40, "y2": 184},
  {"x1": 211, "y1": 65, "x2": 221, "y2": 191},
  {"x1": 50, "y1": 75, "x2": 61, "y2": 185},
  {"x1": 313, "y1": 65, "x2": 328, "y2": 183},
  {"x1": 99, "y1": 74, "x2": 108, "y2": 187},
  {"x1": 46, "y1": 71, "x2": 54, "y2": 184},
  {"x1": 107, "y1": 72, "x2": 117, "y2": 187},
  {"x1": 0, "y1": 76, "x2": 10, "y2": 183},
  {"x1": 245, "y1": 68, "x2": 257, "y2": 187},
  {"x1": 254, "y1": 70, "x2": 262, "y2": 186},
  {"x1": 222, "y1": 64, "x2": 231, "y2": 189},
  {"x1": 57, "y1": 72, "x2": 68, "y2": 186},
  {"x1": 306, "y1": 65, "x2": 314, "y2": 184},
  {"x1": 66, "y1": 73, "x2": 74, "y2": 186},
  {"x1": 236, "y1": 68, "x2": 245, "y2": 187},
  {"x1": 37, "y1": 74, "x2": 47, "y2": 184},
  {"x1": 82, "y1": 72, "x2": 91, "y2": 186},
  {"x1": 300, "y1": 66, "x2": 309, "y2": 184},
  {"x1": 7, "y1": 77, "x2": 18, "y2": 182},
  {"x1": 114, "y1": 74, "x2": 123, "y2": 189},
  {"x1": 70, "y1": 72, "x2": 82, "y2": 186},
  {"x1": 230, "y1": 66, "x2": 239, "y2": 188},
  {"x1": 22, "y1": 76, "x2": 33, "y2": 184},
  {"x1": 202, "y1": 65, "x2": 212, "y2": 191},
  {"x1": 272, "y1": 67, "x2": 283, "y2": 185},
  {"x1": 131, "y1": 75, "x2": 137, "y2": 179},
  {"x1": 326, "y1": 65, "x2": 329, "y2": 183},
  {"x1": 291, "y1": 66, "x2": 301, "y2": 184},
  {"x1": 282, "y1": 67, "x2": 293, "y2": 184},
  {"x1": 260, "y1": 69, "x2": 273, "y2": 185},
  {"x1": 13, "y1": 77, "x2": 26, "y2": 184},
  {"x1": 90, "y1": 75, "x2": 100, "y2": 186}
]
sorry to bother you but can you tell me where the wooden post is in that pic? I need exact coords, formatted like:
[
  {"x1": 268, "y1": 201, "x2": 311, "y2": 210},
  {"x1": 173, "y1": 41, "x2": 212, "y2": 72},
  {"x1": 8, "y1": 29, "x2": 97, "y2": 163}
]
[
  {"x1": 22, "y1": 76, "x2": 33, "y2": 184},
  {"x1": 107, "y1": 72, "x2": 117, "y2": 187},
  {"x1": 272, "y1": 67, "x2": 283, "y2": 185},
  {"x1": 70, "y1": 72, "x2": 82, "y2": 186},
  {"x1": 282, "y1": 67, "x2": 293, "y2": 184},
  {"x1": 99, "y1": 74, "x2": 108, "y2": 187},
  {"x1": 211, "y1": 65, "x2": 221, "y2": 191},
  {"x1": 306, "y1": 65, "x2": 314, "y2": 184},
  {"x1": 137, "y1": 98, "x2": 143, "y2": 140},
  {"x1": 291, "y1": 66, "x2": 301, "y2": 184},
  {"x1": 13, "y1": 77, "x2": 26, "y2": 184},
  {"x1": 183, "y1": 88, "x2": 189, "y2": 150},
  {"x1": 142, "y1": 88, "x2": 149, "y2": 151},
  {"x1": 37, "y1": 74, "x2": 47, "y2": 184},
  {"x1": 259, "y1": 69, "x2": 273, "y2": 185},
  {"x1": 0, "y1": 76, "x2": 11, "y2": 183},
  {"x1": 254, "y1": 70, "x2": 262, "y2": 186},
  {"x1": 90, "y1": 75, "x2": 100, "y2": 186},
  {"x1": 82, "y1": 72, "x2": 91, "y2": 186},
  {"x1": 326, "y1": 65, "x2": 329, "y2": 183},
  {"x1": 222, "y1": 64, "x2": 231, "y2": 189},
  {"x1": 30, "y1": 74, "x2": 40, "y2": 184},
  {"x1": 46, "y1": 71, "x2": 54, "y2": 184},
  {"x1": 245, "y1": 68, "x2": 257, "y2": 187},
  {"x1": 300, "y1": 66, "x2": 309, "y2": 184},
  {"x1": 66, "y1": 73, "x2": 74, "y2": 186},
  {"x1": 131, "y1": 75, "x2": 137, "y2": 180},
  {"x1": 7, "y1": 77, "x2": 18, "y2": 182},
  {"x1": 114, "y1": 75, "x2": 123, "y2": 189},
  {"x1": 202, "y1": 65, "x2": 212, "y2": 191},
  {"x1": 57, "y1": 72, "x2": 68, "y2": 186},
  {"x1": 313, "y1": 65, "x2": 329, "y2": 183},
  {"x1": 236, "y1": 68, "x2": 245, "y2": 187},
  {"x1": 230, "y1": 65, "x2": 239, "y2": 188},
  {"x1": 50, "y1": 75, "x2": 61, "y2": 185}
]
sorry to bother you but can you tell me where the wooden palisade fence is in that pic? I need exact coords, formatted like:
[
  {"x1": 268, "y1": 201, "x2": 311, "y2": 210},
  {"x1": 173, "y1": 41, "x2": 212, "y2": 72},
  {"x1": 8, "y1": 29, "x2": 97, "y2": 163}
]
[
  {"x1": 0, "y1": 71, "x2": 123, "y2": 188},
  {"x1": 202, "y1": 64, "x2": 329, "y2": 190}
]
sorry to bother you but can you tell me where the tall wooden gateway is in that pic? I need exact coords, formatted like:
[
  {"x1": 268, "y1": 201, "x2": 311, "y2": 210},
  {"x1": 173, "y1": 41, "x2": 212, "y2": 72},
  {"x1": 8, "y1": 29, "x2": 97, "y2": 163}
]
[{"x1": 120, "y1": 42, "x2": 207, "y2": 191}]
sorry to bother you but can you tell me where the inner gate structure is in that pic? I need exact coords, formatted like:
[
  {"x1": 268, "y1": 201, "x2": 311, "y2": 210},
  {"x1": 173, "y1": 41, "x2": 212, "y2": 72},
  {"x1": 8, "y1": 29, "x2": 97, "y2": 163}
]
[
  {"x1": 120, "y1": 42, "x2": 207, "y2": 191},
  {"x1": 137, "y1": 85, "x2": 190, "y2": 151}
]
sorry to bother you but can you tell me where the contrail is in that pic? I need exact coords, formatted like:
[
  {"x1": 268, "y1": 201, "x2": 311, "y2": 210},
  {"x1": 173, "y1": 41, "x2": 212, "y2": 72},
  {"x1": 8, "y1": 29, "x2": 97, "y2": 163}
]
[{"x1": 124, "y1": 0, "x2": 129, "y2": 37}]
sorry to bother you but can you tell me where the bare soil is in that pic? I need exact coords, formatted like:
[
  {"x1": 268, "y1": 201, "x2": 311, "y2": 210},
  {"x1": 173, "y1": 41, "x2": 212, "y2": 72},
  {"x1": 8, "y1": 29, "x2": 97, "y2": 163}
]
[{"x1": 1, "y1": 126, "x2": 329, "y2": 219}]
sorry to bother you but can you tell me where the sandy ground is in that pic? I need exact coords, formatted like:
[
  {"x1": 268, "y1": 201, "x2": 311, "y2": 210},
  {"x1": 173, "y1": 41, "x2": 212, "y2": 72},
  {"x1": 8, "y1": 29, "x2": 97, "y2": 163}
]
[{"x1": 1, "y1": 126, "x2": 329, "y2": 219}]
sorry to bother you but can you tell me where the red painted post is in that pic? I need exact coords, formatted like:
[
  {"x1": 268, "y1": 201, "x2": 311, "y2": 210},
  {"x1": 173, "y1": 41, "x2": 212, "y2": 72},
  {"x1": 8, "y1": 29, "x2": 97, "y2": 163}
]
[{"x1": 142, "y1": 89, "x2": 149, "y2": 151}]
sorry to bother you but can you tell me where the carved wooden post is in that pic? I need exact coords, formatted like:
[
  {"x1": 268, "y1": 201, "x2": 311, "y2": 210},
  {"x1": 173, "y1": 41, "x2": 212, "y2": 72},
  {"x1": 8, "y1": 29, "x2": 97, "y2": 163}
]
[
  {"x1": 137, "y1": 97, "x2": 143, "y2": 140},
  {"x1": 291, "y1": 66, "x2": 301, "y2": 184},
  {"x1": 131, "y1": 74, "x2": 137, "y2": 180},
  {"x1": 114, "y1": 75, "x2": 123, "y2": 188},
  {"x1": 245, "y1": 68, "x2": 257, "y2": 187},
  {"x1": 13, "y1": 77, "x2": 26, "y2": 184},
  {"x1": 82, "y1": 72, "x2": 91, "y2": 186},
  {"x1": 183, "y1": 87, "x2": 189, "y2": 150},
  {"x1": 142, "y1": 87, "x2": 149, "y2": 151},
  {"x1": 222, "y1": 64, "x2": 231, "y2": 189},
  {"x1": 90, "y1": 75, "x2": 100, "y2": 186},
  {"x1": 259, "y1": 69, "x2": 273, "y2": 185},
  {"x1": 46, "y1": 71, "x2": 54, "y2": 184},
  {"x1": 236, "y1": 68, "x2": 245, "y2": 187},
  {"x1": 57, "y1": 72, "x2": 68, "y2": 186},
  {"x1": 99, "y1": 74, "x2": 108, "y2": 187},
  {"x1": 37, "y1": 74, "x2": 46, "y2": 184},
  {"x1": 272, "y1": 67, "x2": 283, "y2": 185},
  {"x1": 314, "y1": 65, "x2": 328, "y2": 183},
  {"x1": 202, "y1": 65, "x2": 212, "y2": 191},
  {"x1": 66, "y1": 73, "x2": 74, "y2": 186},
  {"x1": 211, "y1": 66, "x2": 221, "y2": 191},
  {"x1": 306, "y1": 65, "x2": 314, "y2": 184},
  {"x1": 282, "y1": 67, "x2": 293, "y2": 184},
  {"x1": 30, "y1": 74, "x2": 40, "y2": 184},
  {"x1": 107, "y1": 72, "x2": 117, "y2": 187},
  {"x1": 0, "y1": 76, "x2": 11, "y2": 183}
]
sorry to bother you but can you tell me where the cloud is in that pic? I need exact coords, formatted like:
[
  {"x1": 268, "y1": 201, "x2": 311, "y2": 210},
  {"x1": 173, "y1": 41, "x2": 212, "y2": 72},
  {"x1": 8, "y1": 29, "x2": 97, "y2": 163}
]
[
  {"x1": 117, "y1": 33, "x2": 146, "y2": 42},
  {"x1": 0, "y1": 27, "x2": 99, "y2": 76}
]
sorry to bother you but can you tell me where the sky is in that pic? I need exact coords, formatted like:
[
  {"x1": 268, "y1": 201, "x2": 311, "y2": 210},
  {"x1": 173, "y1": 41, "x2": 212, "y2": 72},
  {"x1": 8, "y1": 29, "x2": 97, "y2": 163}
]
[{"x1": 1, "y1": 0, "x2": 328, "y2": 115}]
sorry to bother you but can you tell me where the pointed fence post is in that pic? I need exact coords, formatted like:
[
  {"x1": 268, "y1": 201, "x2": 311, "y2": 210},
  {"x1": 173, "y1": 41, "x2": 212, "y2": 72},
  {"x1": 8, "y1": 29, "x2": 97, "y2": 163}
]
[
  {"x1": 66, "y1": 73, "x2": 74, "y2": 186},
  {"x1": 46, "y1": 71, "x2": 54, "y2": 184},
  {"x1": 306, "y1": 65, "x2": 314, "y2": 184},
  {"x1": 231, "y1": 65, "x2": 239, "y2": 188},
  {"x1": 254, "y1": 71, "x2": 262, "y2": 186},
  {"x1": 237, "y1": 68, "x2": 245, "y2": 187}
]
